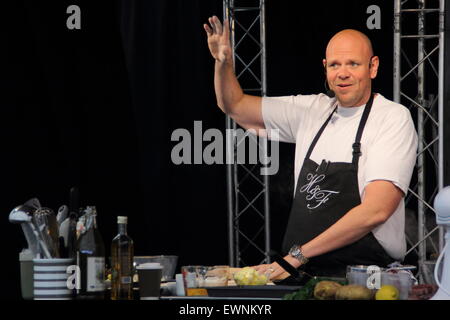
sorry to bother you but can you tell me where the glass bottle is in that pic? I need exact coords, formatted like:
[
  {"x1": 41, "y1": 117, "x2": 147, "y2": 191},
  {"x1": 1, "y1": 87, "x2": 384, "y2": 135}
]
[
  {"x1": 111, "y1": 216, "x2": 134, "y2": 300},
  {"x1": 76, "y1": 206, "x2": 105, "y2": 300}
]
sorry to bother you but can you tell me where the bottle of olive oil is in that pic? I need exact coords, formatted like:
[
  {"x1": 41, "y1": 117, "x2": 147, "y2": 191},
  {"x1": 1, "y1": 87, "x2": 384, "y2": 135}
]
[
  {"x1": 111, "y1": 216, "x2": 134, "y2": 300},
  {"x1": 76, "y1": 206, "x2": 105, "y2": 300}
]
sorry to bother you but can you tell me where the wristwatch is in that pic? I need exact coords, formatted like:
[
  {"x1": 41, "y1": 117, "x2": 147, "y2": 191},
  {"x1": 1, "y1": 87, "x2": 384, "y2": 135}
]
[{"x1": 288, "y1": 245, "x2": 309, "y2": 265}]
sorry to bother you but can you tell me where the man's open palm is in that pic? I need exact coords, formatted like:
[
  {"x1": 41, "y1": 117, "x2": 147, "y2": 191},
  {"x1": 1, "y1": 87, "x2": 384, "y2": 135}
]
[{"x1": 204, "y1": 16, "x2": 232, "y2": 63}]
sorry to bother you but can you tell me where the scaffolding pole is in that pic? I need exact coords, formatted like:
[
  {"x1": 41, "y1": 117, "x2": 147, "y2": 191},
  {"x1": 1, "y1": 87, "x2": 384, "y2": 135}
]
[
  {"x1": 224, "y1": 0, "x2": 270, "y2": 267},
  {"x1": 393, "y1": 0, "x2": 445, "y2": 284}
]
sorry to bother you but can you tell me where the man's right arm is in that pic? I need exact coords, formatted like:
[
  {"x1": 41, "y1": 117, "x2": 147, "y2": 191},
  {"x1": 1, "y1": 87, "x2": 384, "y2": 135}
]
[{"x1": 205, "y1": 16, "x2": 264, "y2": 132}]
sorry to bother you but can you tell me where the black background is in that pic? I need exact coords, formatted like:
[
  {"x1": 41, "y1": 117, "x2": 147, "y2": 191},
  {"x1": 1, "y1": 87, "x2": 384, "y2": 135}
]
[{"x1": 1, "y1": 0, "x2": 446, "y2": 300}]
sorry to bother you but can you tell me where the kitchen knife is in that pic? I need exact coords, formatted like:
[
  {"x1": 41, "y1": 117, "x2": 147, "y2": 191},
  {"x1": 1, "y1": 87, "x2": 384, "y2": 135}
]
[
  {"x1": 69, "y1": 187, "x2": 80, "y2": 219},
  {"x1": 66, "y1": 212, "x2": 78, "y2": 259}
]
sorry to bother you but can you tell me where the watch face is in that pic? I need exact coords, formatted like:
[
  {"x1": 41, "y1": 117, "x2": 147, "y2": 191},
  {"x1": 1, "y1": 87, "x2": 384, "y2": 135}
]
[
  {"x1": 289, "y1": 245, "x2": 308, "y2": 264},
  {"x1": 290, "y1": 246, "x2": 300, "y2": 256}
]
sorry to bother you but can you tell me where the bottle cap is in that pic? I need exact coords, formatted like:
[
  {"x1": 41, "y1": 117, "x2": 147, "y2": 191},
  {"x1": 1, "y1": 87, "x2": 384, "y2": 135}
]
[{"x1": 117, "y1": 216, "x2": 128, "y2": 224}]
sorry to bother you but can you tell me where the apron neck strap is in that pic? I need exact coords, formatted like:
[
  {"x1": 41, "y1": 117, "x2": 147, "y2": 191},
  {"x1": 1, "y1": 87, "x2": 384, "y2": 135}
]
[
  {"x1": 305, "y1": 104, "x2": 338, "y2": 159},
  {"x1": 305, "y1": 93, "x2": 375, "y2": 167},
  {"x1": 352, "y1": 92, "x2": 375, "y2": 168}
]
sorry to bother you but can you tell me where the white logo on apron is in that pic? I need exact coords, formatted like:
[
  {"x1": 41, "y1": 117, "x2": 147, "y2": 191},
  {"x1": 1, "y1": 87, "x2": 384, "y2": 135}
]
[{"x1": 299, "y1": 173, "x2": 340, "y2": 210}]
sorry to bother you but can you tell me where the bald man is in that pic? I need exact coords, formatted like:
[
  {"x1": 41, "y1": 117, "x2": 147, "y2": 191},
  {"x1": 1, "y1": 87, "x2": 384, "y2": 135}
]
[{"x1": 204, "y1": 17, "x2": 418, "y2": 279}]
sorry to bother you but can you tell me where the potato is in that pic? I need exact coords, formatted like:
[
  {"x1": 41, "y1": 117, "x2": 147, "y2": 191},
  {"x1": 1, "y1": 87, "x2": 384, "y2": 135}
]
[
  {"x1": 233, "y1": 267, "x2": 269, "y2": 286},
  {"x1": 335, "y1": 285, "x2": 374, "y2": 300},
  {"x1": 313, "y1": 281, "x2": 342, "y2": 300}
]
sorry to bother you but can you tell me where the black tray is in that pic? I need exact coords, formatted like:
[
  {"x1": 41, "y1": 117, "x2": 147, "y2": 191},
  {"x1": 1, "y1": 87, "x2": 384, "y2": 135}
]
[{"x1": 206, "y1": 285, "x2": 302, "y2": 298}]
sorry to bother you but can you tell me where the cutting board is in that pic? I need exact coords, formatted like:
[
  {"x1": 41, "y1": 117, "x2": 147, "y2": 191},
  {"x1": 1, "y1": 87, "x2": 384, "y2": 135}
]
[
  {"x1": 206, "y1": 285, "x2": 302, "y2": 298},
  {"x1": 228, "y1": 267, "x2": 290, "y2": 281}
]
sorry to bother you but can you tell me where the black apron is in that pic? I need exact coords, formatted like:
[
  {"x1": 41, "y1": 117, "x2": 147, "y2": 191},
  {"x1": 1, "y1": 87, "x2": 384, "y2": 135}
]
[{"x1": 282, "y1": 93, "x2": 394, "y2": 278}]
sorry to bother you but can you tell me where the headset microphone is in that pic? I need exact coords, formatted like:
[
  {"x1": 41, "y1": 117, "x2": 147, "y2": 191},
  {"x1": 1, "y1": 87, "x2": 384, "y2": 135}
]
[
  {"x1": 323, "y1": 66, "x2": 335, "y2": 98},
  {"x1": 326, "y1": 89, "x2": 335, "y2": 98},
  {"x1": 324, "y1": 76, "x2": 335, "y2": 98}
]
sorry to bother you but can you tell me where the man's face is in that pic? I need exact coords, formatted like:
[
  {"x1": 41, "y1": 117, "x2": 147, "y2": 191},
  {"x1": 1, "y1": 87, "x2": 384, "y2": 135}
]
[{"x1": 323, "y1": 33, "x2": 379, "y2": 107}]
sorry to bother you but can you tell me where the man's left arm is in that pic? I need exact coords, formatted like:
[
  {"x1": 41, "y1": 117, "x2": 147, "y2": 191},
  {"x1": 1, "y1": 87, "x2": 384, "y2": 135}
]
[
  {"x1": 297, "y1": 180, "x2": 403, "y2": 265},
  {"x1": 261, "y1": 180, "x2": 404, "y2": 277}
]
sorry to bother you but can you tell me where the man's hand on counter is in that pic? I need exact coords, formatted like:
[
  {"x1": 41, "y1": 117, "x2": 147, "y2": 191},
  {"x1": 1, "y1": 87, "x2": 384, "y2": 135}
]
[{"x1": 252, "y1": 255, "x2": 301, "y2": 281}]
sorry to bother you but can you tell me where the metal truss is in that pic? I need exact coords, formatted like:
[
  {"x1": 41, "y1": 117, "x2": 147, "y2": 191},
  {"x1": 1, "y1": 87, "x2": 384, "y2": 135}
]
[
  {"x1": 223, "y1": 0, "x2": 270, "y2": 267},
  {"x1": 393, "y1": 0, "x2": 446, "y2": 284}
]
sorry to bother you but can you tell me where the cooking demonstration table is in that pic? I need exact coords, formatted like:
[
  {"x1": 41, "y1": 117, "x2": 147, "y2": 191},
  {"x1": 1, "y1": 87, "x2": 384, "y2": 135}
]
[{"x1": 160, "y1": 283, "x2": 303, "y2": 300}]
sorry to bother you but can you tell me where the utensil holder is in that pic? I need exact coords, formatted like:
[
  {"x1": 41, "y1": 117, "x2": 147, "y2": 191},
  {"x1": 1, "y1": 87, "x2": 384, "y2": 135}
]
[{"x1": 33, "y1": 258, "x2": 75, "y2": 300}]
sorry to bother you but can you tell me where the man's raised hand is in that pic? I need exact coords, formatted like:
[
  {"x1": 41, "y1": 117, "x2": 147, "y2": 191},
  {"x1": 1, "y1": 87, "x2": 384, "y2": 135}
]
[{"x1": 204, "y1": 16, "x2": 232, "y2": 64}]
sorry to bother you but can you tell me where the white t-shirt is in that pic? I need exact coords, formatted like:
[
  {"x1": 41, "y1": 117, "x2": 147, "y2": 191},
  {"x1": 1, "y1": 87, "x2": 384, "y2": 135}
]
[{"x1": 262, "y1": 93, "x2": 418, "y2": 260}]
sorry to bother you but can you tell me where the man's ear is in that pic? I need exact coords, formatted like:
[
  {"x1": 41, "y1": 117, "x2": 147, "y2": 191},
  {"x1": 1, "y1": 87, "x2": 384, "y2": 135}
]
[
  {"x1": 323, "y1": 59, "x2": 327, "y2": 74},
  {"x1": 370, "y1": 56, "x2": 379, "y2": 79}
]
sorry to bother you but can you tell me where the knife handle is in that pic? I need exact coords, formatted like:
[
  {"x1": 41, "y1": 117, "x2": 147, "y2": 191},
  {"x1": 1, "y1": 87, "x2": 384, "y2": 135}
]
[{"x1": 268, "y1": 250, "x2": 302, "y2": 279}]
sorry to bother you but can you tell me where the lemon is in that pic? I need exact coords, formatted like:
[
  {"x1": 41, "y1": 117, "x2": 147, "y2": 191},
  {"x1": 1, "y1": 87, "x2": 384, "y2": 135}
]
[{"x1": 375, "y1": 285, "x2": 400, "y2": 300}]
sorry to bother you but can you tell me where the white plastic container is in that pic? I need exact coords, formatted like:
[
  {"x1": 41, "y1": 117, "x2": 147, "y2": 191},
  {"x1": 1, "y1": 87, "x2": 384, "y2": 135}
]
[{"x1": 380, "y1": 272, "x2": 414, "y2": 300}]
